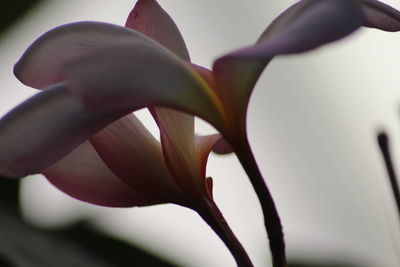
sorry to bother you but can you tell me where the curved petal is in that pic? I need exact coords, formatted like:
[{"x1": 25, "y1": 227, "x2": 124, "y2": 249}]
[
  {"x1": 359, "y1": 0, "x2": 400, "y2": 31},
  {"x1": 44, "y1": 141, "x2": 162, "y2": 207},
  {"x1": 65, "y1": 41, "x2": 226, "y2": 135},
  {"x1": 195, "y1": 134, "x2": 233, "y2": 181},
  {"x1": 90, "y1": 114, "x2": 188, "y2": 205},
  {"x1": 0, "y1": 83, "x2": 128, "y2": 178},
  {"x1": 125, "y1": 0, "x2": 190, "y2": 61},
  {"x1": 14, "y1": 21, "x2": 154, "y2": 89},
  {"x1": 150, "y1": 108, "x2": 203, "y2": 202},
  {"x1": 212, "y1": 0, "x2": 364, "y2": 138}
]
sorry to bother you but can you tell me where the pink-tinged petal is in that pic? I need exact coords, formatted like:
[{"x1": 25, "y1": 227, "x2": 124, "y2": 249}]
[
  {"x1": 213, "y1": 0, "x2": 364, "y2": 138},
  {"x1": 150, "y1": 107, "x2": 204, "y2": 203},
  {"x1": 234, "y1": 0, "x2": 363, "y2": 57},
  {"x1": 14, "y1": 21, "x2": 153, "y2": 89},
  {"x1": 90, "y1": 114, "x2": 188, "y2": 206},
  {"x1": 65, "y1": 41, "x2": 226, "y2": 134},
  {"x1": 125, "y1": 0, "x2": 190, "y2": 61},
  {"x1": 126, "y1": 0, "x2": 213, "y2": 202},
  {"x1": 0, "y1": 83, "x2": 128, "y2": 178},
  {"x1": 195, "y1": 134, "x2": 233, "y2": 181},
  {"x1": 44, "y1": 142, "x2": 162, "y2": 207},
  {"x1": 359, "y1": 0, "x2": 400, "y2": 31}
]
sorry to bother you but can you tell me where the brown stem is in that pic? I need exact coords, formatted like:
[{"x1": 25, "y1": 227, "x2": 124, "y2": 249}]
[
  {"x1": 233, "y1": 134, "x2": 286, "y2": 267},
  {"x1": 196, "y1": 198, "x2": 254, "y2": 267}
]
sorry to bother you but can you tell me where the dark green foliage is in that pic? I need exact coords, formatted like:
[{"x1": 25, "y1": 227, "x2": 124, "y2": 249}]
[
  {"x1": 58, "y1": 221, "x2": 178, "y2": 267},
  {"x1": 0, "y1": 0, "x2": 43, "y2": 36},
  {"x1": 0, "y1": 178, "x2": 20, "y2": 208},
  {"x1": 0, "y1": 177, "x2": 177, "y2": 267}
]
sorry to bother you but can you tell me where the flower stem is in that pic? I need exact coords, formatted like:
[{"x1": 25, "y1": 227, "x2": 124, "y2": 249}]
[
  {"x1": 234, "y1": 134, "x2": 286, "y2": 267},
  {"x1": 196, "y1": 198, "x2": 254, "y2": 267}
]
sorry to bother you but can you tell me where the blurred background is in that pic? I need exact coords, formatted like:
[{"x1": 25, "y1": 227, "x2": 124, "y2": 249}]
[{"x1": 1, "y1": 0, "x2": 400, "y2": 266}]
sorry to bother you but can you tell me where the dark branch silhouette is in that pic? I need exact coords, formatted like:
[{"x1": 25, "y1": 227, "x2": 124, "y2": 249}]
[{"x1": 377, "y1": 132, "x2": 400, "y2": 220}]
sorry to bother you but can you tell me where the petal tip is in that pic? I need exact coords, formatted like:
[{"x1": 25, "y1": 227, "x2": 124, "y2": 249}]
[{"x1": 360, "y1": 0, "x2": 400, "y2": 32}]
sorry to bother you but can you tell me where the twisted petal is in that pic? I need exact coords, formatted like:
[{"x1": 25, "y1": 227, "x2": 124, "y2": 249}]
[
  {"x1": 64, "y1": 39, "x2": 228, "y2": 200},
  {"x1": 66, "y1": 41, "x2": 225, "y2": 133},
  {"x1": 13, "y1": 21, "x2": 224, "y2": 130},
  {"x1": 0, "y1": 83, "x2": 127, "y2": 178},
  {"x1": 213, "y1": 0, "x2": 365, "y2": 138},
  {"x1": 44, "y1": 142, "x2": 162, "y2": 207},
  {"x1": 125, "y1": 0, "x2": 208, "y2": 201},
  {"x1": 90, "y1": 114, "x2": 188, "y2": 205},
  {"x1": 359, "y1": 0, "x2": 400, "y2": 31}
]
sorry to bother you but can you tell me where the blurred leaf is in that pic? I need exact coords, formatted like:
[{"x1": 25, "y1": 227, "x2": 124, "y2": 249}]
[
  {"x1": 0, "y1": 175, "x2": 177, "y2": 266},
  {"x1": 0, "y1": 0, "x2": 43, "y2": 36},
  {"x1": 0, "y1": 205, "x2": 179, "y2": 267},
  {"x1": 0, "y1": 207, "x2": 114, "y2": 267},
  {"x1": 57, "y1": 221, "x2": 179, "y2": 267},
  {"x1": 0, "y1": 252, "x2": 13, "y2": 267},
  {"x1": 0, "y1": 177, "x2": 20, "y2": 208}
]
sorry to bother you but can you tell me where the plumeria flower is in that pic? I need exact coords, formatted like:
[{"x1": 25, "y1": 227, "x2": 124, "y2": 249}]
[
  {"x1": 2, "y1": 1, "x2": 251, "y2": 266},
  {"x1": 2, "y1": 0, "x2": 400, "y2": 266}
]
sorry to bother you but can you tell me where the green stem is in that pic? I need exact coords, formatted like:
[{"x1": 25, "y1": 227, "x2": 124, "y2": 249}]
[
  {"x1": 234, "y1": 134, "x2": 286, "y2": 267},
  {"x1": 196, "y1": 198, "x2": 254, "y2": 267}
]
